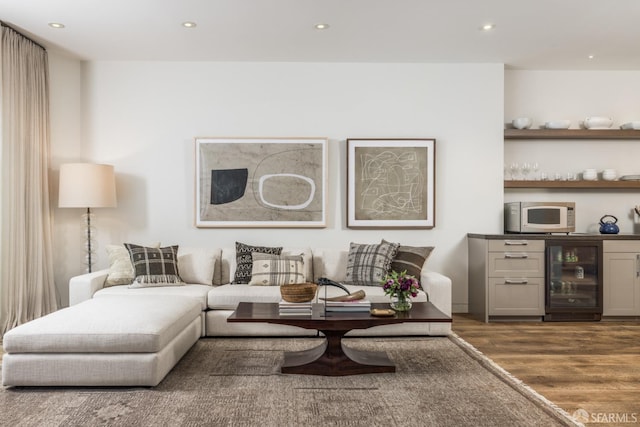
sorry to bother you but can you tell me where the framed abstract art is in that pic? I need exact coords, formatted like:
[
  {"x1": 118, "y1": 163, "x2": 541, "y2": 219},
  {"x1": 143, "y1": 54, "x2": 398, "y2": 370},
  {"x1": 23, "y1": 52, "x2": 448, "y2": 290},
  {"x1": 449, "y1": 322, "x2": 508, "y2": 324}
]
[
  {"x1": 347, "y1": 138, "x2": 435, "y2": 229},
  {"x1": 195, "y1": 137, "x2": 327, "y2": 228}
]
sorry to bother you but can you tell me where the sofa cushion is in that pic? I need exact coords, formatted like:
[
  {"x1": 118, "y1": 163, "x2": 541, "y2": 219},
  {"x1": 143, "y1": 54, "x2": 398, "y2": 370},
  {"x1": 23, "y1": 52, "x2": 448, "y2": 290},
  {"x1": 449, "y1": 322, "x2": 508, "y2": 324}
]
[
  {"x1": 312, "y1": 249, "x2": 348, "y2": 282},
  {"x1": 344, "y1": 241, "x2": 399, "y2": 286},
  {"x1": 2, "y1": 295, "x2": 201, "y2": 354},
  {"x1": 178, "y1": 247, "x2": 220, "y2": 285},
  {"x1": 208, "y1": 284, "x2": 285, "y2": 309},
  {"x1": 249, "y1": 253, "x2": 305, "y2": 286},
  {"x1": 232, "y1": 242, "x2": 282, "y2": 284},
  {"x1": 94, "y1": 284, "x2": 212, "y2": 310},
  {"x1": 104, "y1": 242, "x2": 160, "y2": 287},
  {"x1": 124, "y1": 244, "x2": 183, "y2": 287}
]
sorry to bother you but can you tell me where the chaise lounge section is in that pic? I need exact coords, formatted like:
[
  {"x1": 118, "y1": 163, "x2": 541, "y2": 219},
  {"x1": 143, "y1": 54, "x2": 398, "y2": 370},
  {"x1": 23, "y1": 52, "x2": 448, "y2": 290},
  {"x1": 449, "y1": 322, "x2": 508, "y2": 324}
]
[{"x1": 2, "y1": 295, "x2": 201, "y2": 387}]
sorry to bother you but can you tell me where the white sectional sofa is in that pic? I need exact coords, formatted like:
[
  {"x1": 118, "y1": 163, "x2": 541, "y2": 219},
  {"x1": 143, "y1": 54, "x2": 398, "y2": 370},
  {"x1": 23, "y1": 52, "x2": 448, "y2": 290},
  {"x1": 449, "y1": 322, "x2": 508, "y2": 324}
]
[
  {"x1": 70, "y1": 246, "x2": 452, "y2": 337},
  {"x1": 3, "y1": 244, "x2": 451, "y2": 387}
]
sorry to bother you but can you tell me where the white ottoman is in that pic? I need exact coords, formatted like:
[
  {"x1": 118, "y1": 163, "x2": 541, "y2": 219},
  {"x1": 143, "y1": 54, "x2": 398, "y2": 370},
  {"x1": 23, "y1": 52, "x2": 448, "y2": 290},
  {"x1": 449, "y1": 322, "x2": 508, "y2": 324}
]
[{"x1": 2, "y1": 295, "x2": 202, "y2": 387}]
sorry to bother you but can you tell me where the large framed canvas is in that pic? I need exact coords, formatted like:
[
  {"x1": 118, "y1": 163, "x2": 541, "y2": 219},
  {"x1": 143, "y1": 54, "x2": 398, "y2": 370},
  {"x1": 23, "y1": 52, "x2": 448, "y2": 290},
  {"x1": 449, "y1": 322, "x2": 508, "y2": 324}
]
[
  {"x1": 347, "y1": 138, "x2": 435, "y2": 229},
  {"x1": 195, "y1": 137, "x2": 327, "y2": 228}
]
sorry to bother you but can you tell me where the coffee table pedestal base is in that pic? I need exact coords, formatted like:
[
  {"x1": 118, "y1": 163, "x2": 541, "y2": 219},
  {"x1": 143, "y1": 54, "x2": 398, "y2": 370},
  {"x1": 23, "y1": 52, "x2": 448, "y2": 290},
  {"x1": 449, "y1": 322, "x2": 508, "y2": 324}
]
[{"x1": 281, "y1": 331, "x2": 395, "y2": 376}]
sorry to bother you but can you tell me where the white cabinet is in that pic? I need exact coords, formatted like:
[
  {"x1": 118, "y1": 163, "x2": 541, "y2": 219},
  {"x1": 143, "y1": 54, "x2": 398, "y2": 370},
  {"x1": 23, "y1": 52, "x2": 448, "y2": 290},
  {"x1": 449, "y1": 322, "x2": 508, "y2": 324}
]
[
  {"x1": 603, "y1": 241, "x2": 640, "y2": 317},
  {"x1": 469, "y1": 238, "x2": 545, "y2": 322}
]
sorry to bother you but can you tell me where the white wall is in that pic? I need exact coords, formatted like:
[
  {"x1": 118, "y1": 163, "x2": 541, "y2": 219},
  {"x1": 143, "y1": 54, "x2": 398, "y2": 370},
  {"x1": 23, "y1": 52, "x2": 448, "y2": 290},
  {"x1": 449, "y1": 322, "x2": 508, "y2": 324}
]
[
  {"x1": 505, "y1": 70, "x2": 640, "y2": 234},
  {"x1": 48, "y1": 58, "x2": 505, "y2": 311}
]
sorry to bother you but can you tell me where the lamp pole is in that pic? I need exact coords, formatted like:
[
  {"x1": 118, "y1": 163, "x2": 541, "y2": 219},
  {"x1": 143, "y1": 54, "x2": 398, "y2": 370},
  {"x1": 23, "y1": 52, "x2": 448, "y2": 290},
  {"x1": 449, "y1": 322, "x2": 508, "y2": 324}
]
[{"x1": 85, "y1": 207, "x2": 93, "y2": 272}]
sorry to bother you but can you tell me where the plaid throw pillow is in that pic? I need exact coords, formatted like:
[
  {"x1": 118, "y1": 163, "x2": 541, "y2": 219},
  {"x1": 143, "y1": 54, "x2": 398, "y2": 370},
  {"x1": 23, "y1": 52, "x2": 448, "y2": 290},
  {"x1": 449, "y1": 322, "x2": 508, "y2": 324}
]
[
  {"x1": 344, "y1": 241, "x2": 399, "y2": 286},
  {"x1": 233, "y1": 242, "x2": 282, "y2": 284},
  {"x1": 248, "y1": 253, "x2": 305, "y2": 286},
  {"x1": 124, "y1": 244, "x2": 183, "y2": 287}
]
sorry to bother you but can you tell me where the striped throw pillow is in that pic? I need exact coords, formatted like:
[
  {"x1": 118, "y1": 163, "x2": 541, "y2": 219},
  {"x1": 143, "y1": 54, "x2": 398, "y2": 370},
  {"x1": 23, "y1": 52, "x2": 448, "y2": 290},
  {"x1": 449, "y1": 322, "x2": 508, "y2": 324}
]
[{"x1": 383, "y1": 240, "x2": 434, "y2": 288}]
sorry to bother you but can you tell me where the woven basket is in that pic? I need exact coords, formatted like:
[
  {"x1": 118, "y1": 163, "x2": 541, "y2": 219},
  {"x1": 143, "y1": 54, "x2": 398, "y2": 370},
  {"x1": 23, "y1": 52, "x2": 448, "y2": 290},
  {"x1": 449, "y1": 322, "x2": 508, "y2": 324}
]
[{"x1": 280, "y1": 282, "x2": 318, "y2": 303}]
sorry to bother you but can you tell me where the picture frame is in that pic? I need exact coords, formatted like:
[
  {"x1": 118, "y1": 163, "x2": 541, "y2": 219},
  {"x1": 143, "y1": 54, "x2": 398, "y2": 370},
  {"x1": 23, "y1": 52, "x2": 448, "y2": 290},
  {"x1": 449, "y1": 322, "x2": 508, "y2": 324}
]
[
  {"x1": 347, "y1": 138, "x2": 435, "y2": 229},
  {"x1": 195, "y1": 137, "x2": 327, "y2": 228}
]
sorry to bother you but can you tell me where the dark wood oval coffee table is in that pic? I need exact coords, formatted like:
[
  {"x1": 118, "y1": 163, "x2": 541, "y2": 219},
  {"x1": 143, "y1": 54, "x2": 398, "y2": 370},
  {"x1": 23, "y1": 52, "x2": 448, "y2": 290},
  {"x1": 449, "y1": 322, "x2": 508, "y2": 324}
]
[{"x1": 227, "y1": 301, "x2": 451, "y2": 376}]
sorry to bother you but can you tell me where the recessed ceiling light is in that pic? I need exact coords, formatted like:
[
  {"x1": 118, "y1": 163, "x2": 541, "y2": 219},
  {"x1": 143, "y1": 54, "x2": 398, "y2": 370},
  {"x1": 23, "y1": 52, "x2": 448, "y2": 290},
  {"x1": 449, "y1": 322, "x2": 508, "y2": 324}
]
[
  {"x1": 182, "y1": 21, "x2": 197, "y2": 28},
  {"x1": 314, "y1": 23, "x2": 330, "y2": 30},
  {"x1": 481, "y1": 23, "x2": 495, "y2": 31},
  {"x1": 588, "y1": 55, "x2": 595, "y2": 60},
  {"x1": 48, "y1": 22, "x2": 65, "y2": 29}
]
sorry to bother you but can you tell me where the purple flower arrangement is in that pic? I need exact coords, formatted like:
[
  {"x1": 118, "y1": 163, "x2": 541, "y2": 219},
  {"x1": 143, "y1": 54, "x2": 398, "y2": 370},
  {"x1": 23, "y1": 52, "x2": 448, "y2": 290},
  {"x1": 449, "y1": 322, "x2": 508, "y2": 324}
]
[{"x1": 382, "y1": 270, "x2": 419, "y2": 300}]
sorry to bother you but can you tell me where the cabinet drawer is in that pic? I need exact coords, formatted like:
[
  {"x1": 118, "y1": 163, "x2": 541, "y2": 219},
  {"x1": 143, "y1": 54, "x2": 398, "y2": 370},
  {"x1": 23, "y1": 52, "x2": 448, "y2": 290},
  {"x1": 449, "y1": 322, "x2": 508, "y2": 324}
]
[
  {"x1": 489, "y1": 277, "x2": 545, "y2": 316},
  {"x1": 488, "y1": 252, "x2": 544, "y2": 277},
  {"x1": 603, "y1": 240, "x2": 640, "y2": 253},
  {"x1": 489, "y1": 239, "x2": 544, "y2": 252}
]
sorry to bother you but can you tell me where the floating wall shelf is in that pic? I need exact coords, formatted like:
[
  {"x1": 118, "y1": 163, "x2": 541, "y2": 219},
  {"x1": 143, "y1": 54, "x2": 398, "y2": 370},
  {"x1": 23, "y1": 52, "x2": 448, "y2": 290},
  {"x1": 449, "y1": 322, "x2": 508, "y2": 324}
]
[
  {"x1": 504, "y1": 180, "x2": 640, "y2": 189},
  {"x1": 504, "y1": 129, "x2": 640, "y2": 140}
]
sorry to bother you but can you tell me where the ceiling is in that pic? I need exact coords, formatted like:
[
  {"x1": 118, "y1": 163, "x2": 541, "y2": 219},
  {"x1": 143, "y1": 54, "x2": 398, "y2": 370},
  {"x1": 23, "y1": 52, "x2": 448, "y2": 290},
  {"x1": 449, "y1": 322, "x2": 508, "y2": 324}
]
[{"x1": 1, "y1": 0, "x2": 640, "y2": 70}]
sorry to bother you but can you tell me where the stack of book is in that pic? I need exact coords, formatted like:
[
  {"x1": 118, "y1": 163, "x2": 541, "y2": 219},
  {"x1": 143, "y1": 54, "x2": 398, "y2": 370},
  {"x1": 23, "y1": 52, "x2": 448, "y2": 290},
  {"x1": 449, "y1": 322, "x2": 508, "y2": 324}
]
[
  {"x1": 278, "y1": 301, "x2": 313, "y2": 316},
  {"x1": 324, "y1": 300, "x2": 371, "y2": 312}
]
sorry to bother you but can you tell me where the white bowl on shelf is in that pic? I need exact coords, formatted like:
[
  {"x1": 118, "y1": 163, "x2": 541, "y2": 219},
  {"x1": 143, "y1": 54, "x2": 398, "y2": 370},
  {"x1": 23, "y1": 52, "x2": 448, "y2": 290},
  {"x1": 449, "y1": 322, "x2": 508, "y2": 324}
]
[
  {"x1": 602, "y1": 169, "x2": 617, "y2": 181},
  {"x1": 620, "y1": 121, "x2": 640, "y2": 130},
  {"x1": 582, "y1": 169, "x2": 598, "y2": 181},
  {"x1": 512, "y1": 117, "x2": 532, "y2": 129},
  {"x1": 544, "y1": 120, "x2": 571, "y2": 129},
  {"x1": 583, "y1": 116, "x2": 613, "y2": 129}
]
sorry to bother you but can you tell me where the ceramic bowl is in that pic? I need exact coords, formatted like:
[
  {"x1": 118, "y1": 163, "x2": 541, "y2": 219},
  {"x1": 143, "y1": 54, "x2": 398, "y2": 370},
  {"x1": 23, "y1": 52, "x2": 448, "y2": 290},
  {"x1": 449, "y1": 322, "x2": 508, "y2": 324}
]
[
  {"x1": 583, "y1": 117, "x2": 613, "y2": 129},
  {"x1": 602, "y1": 169, "x2": 617, "y2": 181},
  {"x1": 620, "y1": 121, "x2": 640, "y2": 130},
  {"x1": 582, "y1": 169, "x2": 597, "y2": 181},
  {"x1": 512, "y1": 117, "x2": 532, "y2": 129},
  {"x1": 544, "y1": 120, "x2": 571, "y2": 129}
]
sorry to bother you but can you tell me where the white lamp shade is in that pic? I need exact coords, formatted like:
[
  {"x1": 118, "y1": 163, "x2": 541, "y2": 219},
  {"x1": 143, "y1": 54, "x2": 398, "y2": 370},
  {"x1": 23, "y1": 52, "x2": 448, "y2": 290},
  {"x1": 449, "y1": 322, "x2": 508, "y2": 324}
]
[{"x1": 58, "y1": 163, "x2": 117, "y2": 208}]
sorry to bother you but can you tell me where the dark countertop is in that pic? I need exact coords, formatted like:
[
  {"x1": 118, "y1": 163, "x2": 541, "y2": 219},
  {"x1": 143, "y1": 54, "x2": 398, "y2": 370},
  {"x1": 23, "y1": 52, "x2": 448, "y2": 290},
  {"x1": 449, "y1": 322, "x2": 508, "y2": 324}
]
[{"x1": 468, "y1": 233, "x2": 640, "y2": 240}]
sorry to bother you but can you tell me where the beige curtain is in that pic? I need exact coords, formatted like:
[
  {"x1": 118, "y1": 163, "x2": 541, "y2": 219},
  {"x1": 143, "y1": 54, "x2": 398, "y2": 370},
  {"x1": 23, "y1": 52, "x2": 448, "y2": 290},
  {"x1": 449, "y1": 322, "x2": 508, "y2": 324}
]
[{"x1": 0, "y1": 24, "x2": 58, "y2": 335}]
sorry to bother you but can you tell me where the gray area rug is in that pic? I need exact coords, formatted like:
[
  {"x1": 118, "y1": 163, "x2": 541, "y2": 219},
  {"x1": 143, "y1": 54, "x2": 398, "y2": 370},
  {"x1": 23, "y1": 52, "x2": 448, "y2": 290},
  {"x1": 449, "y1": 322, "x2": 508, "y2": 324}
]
[{"x1": 0, "y1": 335, "x2": 581, "y2": 427}]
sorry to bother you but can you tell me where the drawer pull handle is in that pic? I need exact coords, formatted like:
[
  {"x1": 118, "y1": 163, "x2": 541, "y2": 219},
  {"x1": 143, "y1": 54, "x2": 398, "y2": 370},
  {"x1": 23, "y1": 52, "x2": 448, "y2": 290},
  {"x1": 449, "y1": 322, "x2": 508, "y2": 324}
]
[
  {"x1": 637, "y1": 254, "x2": 640, "y2": 278},
  {"x1": 504, "y1": 253, "x2": 528, "y2": 259},
  {"x1": 505, "y1": 279, "x2": 528, "y2": 285},
  {"x1": 504, "y1": 240, "x2": 528, "y2": 246}
]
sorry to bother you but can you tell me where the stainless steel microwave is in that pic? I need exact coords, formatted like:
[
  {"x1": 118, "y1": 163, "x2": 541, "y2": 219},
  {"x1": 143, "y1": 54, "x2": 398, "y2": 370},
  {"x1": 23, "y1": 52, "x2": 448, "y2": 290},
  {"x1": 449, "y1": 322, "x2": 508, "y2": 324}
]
[{"x1": 504, "y1": 202, "x2": 575, "y2": 234}]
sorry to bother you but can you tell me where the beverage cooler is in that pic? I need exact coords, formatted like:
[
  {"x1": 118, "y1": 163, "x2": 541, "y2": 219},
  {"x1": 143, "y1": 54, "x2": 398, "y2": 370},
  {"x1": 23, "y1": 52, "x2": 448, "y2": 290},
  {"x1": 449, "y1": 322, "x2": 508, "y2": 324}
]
[{"x1": 545, "y1": 240, "x2": 603, "y2": 321}]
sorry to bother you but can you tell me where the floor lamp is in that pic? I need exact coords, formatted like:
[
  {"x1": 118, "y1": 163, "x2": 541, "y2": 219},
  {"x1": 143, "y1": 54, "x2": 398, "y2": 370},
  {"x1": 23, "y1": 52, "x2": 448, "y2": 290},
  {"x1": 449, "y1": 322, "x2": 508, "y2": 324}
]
[{"x1": 58, "y1": 163, "x2": 117, "y2": 273}]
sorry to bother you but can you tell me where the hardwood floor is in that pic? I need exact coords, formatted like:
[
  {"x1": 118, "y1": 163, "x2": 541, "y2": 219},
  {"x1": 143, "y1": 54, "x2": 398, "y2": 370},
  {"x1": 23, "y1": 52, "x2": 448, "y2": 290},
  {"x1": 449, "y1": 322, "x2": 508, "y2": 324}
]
[{"x1": 453, "y1": 314, "x2": 640, "y2": 426}]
